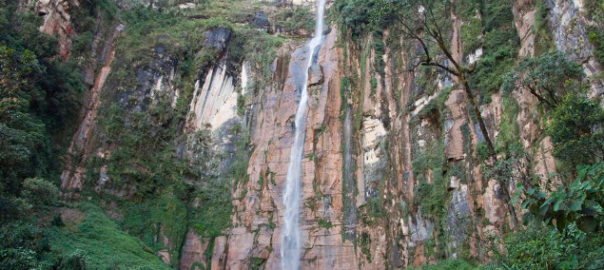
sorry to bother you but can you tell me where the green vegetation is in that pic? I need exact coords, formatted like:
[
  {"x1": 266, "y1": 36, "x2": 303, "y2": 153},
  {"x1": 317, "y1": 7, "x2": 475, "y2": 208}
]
[
  {"x1": 0, "y1": 2, "x2": 88, "y2": 268},
  {"x1": 546, "y1": 95, "x2": 604, "y2": 167},
  {"x1": 533, "y1": 1, "x2": 555, "y2": 55},
  {"x1": 0, "y1": 3, "x2": 84, "y2": 190},
  {"x1": 1, "y1": 0, "x2": 267, "y2": 268},
  {"x1": 4, "y1": 0, "x2": 604, "y2": 268},
  {"x1": 359, "y1": 232, "x2": 372, "y2": 261},
  {"x1": 486, "y1": 224, "x2": 604, "y2": 270},
  {"x1": 412, "y1": 139, "x2": 447, "y2": 219},
  {"x1": 43, "y1": 203, "x2": 172, "y2": 270},
  {"x1": 410, "y1": 259, "x2": 479, "y2": 270},
  {"x1": 333, "y1": 0, "x2": 389, "y2": 39},
  {"x1": 275, "y1": 5, "x2": 315, "y2": 34},
  {"x1": 585, "y1": 0, "x2": 604, "y2": 64},
  {"x1": 334, "y1": 0, "x2": 604, "y2": 268},
  {"x1": 522, "y1": 163, "x2": 604, "y2": 233},
  {"x1": 503, "y1": 51, "x2": 584, "y2": 109},
  {"x1": 465, "y1": 0, "x2": 520, "y2": 100},
  {"x1": 317, "y1": 218, "x2": 333, "y2": 229}
]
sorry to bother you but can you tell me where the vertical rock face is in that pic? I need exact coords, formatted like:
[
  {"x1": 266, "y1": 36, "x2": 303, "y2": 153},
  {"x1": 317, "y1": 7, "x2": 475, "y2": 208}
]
[
  {"x1": 179, "y1": 230, "x2": 210, "y2": 270},
  {"x1": 35, "y1": 0, "x2": 76, "y2": 59},
  {"x1": 187, "y1": 60, "x2": 238, "y2": 133},
  {"x1": 223, "y1": 27, "x2": 358, "y2": 270},
  {"x1": 60, "y1": 24, "x2": 123, "y2": 200},
  {"x1": 219, "y1": 1, "x2": 603, "y2": 269},
  {"x1": 547, "y1": 0, "x2": 604, "y2": 98},
  {"x1": 47, "y1": 0, "x2": 603, "y2": 269}
]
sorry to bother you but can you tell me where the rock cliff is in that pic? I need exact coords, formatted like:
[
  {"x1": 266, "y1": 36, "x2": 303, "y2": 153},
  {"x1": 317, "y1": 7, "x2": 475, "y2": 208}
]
[{"x1": 29, "y1": 0, "x2": 604, "y2": 269}]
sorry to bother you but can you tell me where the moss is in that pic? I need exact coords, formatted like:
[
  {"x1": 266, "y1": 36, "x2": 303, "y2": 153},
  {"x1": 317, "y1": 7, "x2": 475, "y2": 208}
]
[
  {"x1": 416, "y1": 86, "x2": 453, "y2": 120},
  {"x1": 339, "y1": 77, "x2": 352, "y2": 113},
  {"x1": 269, "y1": 171, "x2": 276, "y2": 186},
  {"x1": 588, "y1": 27, "x2": 604, "y2": 65},
  {"x1": 258, "y1": 172, "x2": 264, "y2": 189},
  {"x1": 317, "y1": 219, "x2": 333, "y2": 229},
  {"x1": 359, "y1": 232, "x2": 372, "y2": 262},
  {"x1": 370, "y1": 77, "x2": 378, "y2": 100},
  {"x1": 268, "y1": 213, "x2": 276, "y2": 230},
  {"x1": 250, "y1": 257, "x2": 267, "y2": 270}
]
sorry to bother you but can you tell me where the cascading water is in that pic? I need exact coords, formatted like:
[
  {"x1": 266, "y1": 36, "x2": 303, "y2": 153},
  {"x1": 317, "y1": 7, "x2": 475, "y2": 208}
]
[{"x1": 281, "y1": 0, "x2": 326, "y2": 269}]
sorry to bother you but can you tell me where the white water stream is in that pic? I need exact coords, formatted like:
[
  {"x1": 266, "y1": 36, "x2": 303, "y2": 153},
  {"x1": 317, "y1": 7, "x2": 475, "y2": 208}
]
[{"x1": 280, "y1": 0, "x2": 326, "y2": 269}]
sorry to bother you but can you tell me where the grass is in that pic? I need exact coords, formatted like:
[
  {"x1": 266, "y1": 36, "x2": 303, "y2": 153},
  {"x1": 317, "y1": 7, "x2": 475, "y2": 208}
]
[{"x1": 42, "y1": 203, "x2": 171, "y2": 270}]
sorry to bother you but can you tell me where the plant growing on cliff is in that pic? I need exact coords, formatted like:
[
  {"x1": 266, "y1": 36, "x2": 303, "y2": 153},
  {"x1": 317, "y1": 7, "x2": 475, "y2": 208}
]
[
  {"x1": 546, "y1": 94, "x2": 604, "y2": 168},
  {"x1": 502, "y1": 51, "x2": 584, "y2": 109},
  {"x1": 521, "y1": 163, "x2": 604, "y2": 234},
  {"x1": 364, "y1": 0, "x2": 521, "y2": 225},
  {"x1": 369, "y1": 0, "x2": 497, "y2": 158}
]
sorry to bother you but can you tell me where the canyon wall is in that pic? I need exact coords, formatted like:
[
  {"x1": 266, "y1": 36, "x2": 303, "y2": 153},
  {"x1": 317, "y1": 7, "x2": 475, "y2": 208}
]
[{"x1": 33, "y1": 0, "x2": 603, "y2": 269}]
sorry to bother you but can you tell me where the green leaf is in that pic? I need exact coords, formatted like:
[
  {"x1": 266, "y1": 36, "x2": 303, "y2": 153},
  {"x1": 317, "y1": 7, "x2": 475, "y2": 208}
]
[
  {"x1": 539, "y1": 199, "x2": 553, "y2": 217},
  {"x1": 569, "y1": 199, "x2": 583, "y2": 212},
  {"x1": 553, "y1": 199, "x2": 566, "y2": 211}
]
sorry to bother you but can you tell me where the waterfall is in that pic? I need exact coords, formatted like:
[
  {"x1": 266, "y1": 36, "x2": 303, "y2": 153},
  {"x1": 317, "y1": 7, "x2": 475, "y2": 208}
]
[{"x1": 281, "y1": 0, "x2": 326, "y2": 269}]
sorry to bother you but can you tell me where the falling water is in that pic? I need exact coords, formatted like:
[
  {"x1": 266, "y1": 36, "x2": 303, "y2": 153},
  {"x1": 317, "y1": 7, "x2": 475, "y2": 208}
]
[{"x1": 281, "y1": 0, "x2": 326, "y2": 269}]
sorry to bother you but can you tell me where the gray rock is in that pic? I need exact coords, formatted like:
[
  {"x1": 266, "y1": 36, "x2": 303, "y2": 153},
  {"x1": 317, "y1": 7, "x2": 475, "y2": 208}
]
[
  {"x1": 202, "y1": 27, "x2": 232, "y2": 51},
  {"x1": 252, "y1": 12, "x2": 270, "y2": 32}
]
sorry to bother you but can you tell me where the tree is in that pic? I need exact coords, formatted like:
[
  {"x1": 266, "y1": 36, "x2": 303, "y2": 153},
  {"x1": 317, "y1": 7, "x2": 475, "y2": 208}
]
[
  {"x1": 368, "y1": 0, "x2": 519, "y2": 224},
  {"x1": 21, "y1": 177, "x2": 59, "y2": 208},
  {"x1": 371, "y1": 0, "x2": 498, "y2": 159},
  {"x1": 503, "y1": 51, "x2": 585, "y2": 109},
  {"x1": 547, "y1": 94, "x2": 604, "y2": 167}
]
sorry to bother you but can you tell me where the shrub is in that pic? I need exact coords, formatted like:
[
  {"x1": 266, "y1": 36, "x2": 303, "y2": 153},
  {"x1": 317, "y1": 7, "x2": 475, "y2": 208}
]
[
  {"x1": 57, "y1": 249, "x2": 87, "y2": 270},
  {"x1": 521, "y1": 163, "x2": 604, "y2": 233},
  {"x1": 487, "y1": 224, "x2": 604, "y2": 270},
  {"x1": 44, "y1": 203, "x2": 172, "y2": 269},
  {"x1": 0, "y1": 248, "x2": 37, "y2": 270},
  {"x1": 502, "y1": 51, "x2": 584, "y2": 109},
  {"x1": 546, "y1": 94, "x2": 604, "y2": 167},
  {"x1": 21, "y1": 178, "x2": 59, "y2": 207},
  {"x1": 409, "y1": 259, "x2": 478, "y2": 270}
]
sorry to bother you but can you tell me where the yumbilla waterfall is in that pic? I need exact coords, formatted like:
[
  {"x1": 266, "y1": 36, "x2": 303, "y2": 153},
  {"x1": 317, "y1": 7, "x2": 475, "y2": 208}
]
[{"x1": 280, "y1": 0, "x2": 326, "y2": 269}]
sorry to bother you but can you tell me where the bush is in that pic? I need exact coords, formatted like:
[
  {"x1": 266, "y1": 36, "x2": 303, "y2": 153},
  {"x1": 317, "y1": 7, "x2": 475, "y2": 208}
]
[
  {"x1": 57, "y1": 249, "x2": 87, "y2": 270},
  {"x1": 522, "y1": 163, "x2": 604, "y2": 233},
  {"x1": 410, "y1": 259, "x2": 478, "y2": 270},
  {"x1": 44, "y1": 203, "x2": 172, "y2": 270},
  {"x1": 468, "y1": 0, "x2": 520, "y2": 99},
  {"x1": 546, "y1": 94, "x2": 604, "y2": 167},
  {"x1": 502, "y1": 51, "x2": 584, "y2": 109},
  {"x1": 0, "y1": 248, "x2": 38, "y2": 270},
  {"x1": 1, "y1": 2, "x2": 84, "y2": 202},
  {"x1": 21, "y1": 178, "x2": 59, "y2": 207},
  {"x1": 487, "y1": 224, "x2": 604, "y2": 270}
]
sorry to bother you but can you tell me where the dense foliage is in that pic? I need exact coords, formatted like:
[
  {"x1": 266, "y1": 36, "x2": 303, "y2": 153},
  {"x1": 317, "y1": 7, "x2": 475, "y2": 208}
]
[
  {"x1": 2, "y1": 0, "x2": 604, "y2": 269},
  {"x1": 0, "y1": 2, "x2": 85, "y2": 267},
  {"x1": 0, "y1": 0, "x2": 259, "y2": 268},
  {"x1": 0, "y1": 2, "x2": 83, "y2": 197},
  {"x1": 503, "y1": 51, "x2": 585, "y2": 108}
]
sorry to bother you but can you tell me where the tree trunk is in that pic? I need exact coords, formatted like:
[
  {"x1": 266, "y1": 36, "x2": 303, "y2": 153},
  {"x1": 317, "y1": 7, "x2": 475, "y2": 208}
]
[{"x1": 461, "y1": 77, "x2": 519, "y2": 227}]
